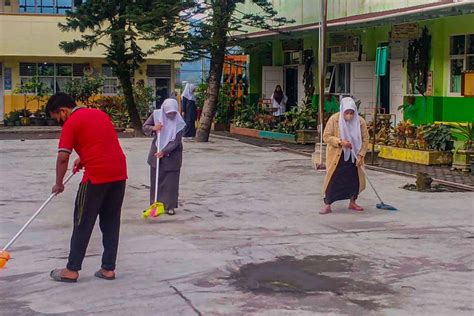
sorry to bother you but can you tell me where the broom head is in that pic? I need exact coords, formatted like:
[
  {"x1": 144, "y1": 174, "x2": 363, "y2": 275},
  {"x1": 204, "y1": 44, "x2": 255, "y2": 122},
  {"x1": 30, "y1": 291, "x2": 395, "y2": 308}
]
[
  {"x1": 376, "y1": 202, "x2": 398, "y2": 211},
  {"x1": 0, "y1": 250, "x2": 11, "y2": 269},
  {"x1": 142, "y1": 201, "x2": 165, "y2": 219}
]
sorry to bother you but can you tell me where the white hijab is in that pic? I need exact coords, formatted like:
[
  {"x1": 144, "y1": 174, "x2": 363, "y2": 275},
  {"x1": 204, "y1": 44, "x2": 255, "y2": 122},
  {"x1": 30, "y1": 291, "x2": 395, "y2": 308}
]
[
  {"x1": 182, "y1": 83, "x2": 196, "y2": 101},
  {"x1": 153, "y1": 98, "x2": 186, "y2": 151},
  {"x1": 339, "y1": 97, "x2": 362, "y2": 163}
]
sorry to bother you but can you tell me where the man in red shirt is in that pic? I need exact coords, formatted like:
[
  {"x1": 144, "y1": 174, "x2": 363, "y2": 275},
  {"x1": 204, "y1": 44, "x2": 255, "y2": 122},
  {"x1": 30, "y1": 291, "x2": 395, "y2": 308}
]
[{"x1": 46, "y1": 92, "x2": 127, "y2": 282}]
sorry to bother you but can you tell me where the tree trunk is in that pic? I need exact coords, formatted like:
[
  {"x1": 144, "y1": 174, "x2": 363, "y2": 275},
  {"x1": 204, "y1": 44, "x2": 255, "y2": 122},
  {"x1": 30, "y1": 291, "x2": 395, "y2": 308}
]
[
  {"x1": 196, "y1": 55, "x2": 225, "y2": 142},
  {"x1": 119, "y1": 74, "x2": 142, "y2": 135},
  {"x1": 195, "y1": 0, "x2": 230, "y2": 143}
]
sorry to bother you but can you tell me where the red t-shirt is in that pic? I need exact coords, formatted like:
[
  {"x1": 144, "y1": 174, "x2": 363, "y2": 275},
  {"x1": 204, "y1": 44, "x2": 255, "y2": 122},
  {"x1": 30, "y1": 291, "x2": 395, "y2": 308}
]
[{"x1": 58, "y1": 107, "x2": 128, "y2": 184}]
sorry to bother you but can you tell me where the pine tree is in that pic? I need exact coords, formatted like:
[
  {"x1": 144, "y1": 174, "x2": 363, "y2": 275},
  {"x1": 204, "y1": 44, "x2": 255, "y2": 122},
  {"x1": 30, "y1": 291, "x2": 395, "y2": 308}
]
[
  {"x1": 167, "y1": 0, "x2": 292, "y2": 142},
  {"x1": 59, "y1": 0, "x2": 192, "y2": 133}
]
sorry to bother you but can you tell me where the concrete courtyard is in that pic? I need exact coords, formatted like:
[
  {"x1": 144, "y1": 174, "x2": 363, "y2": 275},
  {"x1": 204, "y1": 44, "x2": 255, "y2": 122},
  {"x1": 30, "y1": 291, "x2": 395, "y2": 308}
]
[{"x1": 0, "y1": 136, "x2": 473, "y2": 315}]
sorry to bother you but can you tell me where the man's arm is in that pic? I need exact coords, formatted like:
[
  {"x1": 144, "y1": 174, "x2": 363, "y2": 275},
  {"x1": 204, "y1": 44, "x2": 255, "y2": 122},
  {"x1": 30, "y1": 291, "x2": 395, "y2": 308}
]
[{"x1": 52, "y1": 152, "x2": 70, "y2": 194}]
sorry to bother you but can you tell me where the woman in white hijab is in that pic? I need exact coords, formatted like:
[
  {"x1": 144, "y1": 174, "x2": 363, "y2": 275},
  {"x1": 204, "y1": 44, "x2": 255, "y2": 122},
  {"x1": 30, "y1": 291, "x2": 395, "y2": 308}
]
[
  {"x1": 320, "y1": 97, "x2": 369, "y2": 214},
  {"x1": 143, "y1": 98, "x2": 186, "y2": 215},
  {"x1": 181, "y1": 83, "x2": 197, "y2": 138}
]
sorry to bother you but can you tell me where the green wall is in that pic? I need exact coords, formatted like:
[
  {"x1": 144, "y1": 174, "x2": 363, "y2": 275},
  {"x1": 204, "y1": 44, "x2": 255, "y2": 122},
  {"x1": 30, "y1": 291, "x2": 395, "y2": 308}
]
[
  {"x1": 442, "y1": 98, "x2": 474, "y2": 122},
  {"x1": 404, "y1": 96, "x2": 474, "y2": 125},
  {"x1": 418, "y1": 14, "x2": 474, "y2": 96},
  {"x1": 272, "y1": 40, "x2": 283, "y2": 66}
]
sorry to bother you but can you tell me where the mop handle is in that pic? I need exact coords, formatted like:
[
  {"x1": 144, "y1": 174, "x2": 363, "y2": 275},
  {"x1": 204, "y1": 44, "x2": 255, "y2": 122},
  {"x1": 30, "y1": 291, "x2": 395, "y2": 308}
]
[
  {"x1": 351, "y1": 149, "x2": 385, "y2": 204},
  {"x1": 154, "y1": 130, "x2": 161, "y2": 204},
  {"x1": 2, "y1": 172, "x2": 76, "y2": 251},
  {"x1": 319, "y1": 122, "x2": 324, "y2": 164}
]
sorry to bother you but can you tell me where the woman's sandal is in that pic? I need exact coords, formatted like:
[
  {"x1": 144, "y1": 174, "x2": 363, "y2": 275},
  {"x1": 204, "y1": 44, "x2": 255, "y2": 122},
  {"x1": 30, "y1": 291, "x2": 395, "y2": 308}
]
[
  {"x1": 166, "y1": 209, "x2": 176, "y2": 216},
  {"x1": 50, "y1": 268, "x2": 77, "y2": 283}
]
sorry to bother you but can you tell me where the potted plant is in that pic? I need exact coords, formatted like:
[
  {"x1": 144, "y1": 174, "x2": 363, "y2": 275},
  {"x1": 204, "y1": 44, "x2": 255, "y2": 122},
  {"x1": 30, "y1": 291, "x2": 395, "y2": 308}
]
[
  {"x1": 31, "y1": 107, "x2": 46, "y2": 126},
  {"x1": 449, "y1": 122, "x2": 474, "y2": 172},
  {"x1": 19, "y1": 109, "x2": 32, "y2": 126},
  {"x1": 4, "y1": 112, "x2": 17, "y2": 127},
  {"x1": 14, "y1": 76, "x2": 51, "y2": 126},
  {"x1": 7, "y1": 110, "x2": 22, "y2": 126},
  {"x1": 422, "y1": 124, "x2": 453, "y2": 152},
  {"x1": 213, "y1": 83, "x2": 232, "y2": 131}
]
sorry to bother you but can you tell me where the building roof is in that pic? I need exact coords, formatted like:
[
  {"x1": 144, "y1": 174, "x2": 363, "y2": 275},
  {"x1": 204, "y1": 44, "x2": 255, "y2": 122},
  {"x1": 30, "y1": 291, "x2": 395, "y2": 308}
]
[{"x1": 235, "y1": 1, "x2": 474, "y2": 43}]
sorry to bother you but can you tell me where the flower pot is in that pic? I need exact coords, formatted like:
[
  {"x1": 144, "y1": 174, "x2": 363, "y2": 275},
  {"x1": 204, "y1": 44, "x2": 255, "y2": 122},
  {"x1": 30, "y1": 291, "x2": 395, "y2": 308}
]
[
  {"x1": 14, "y1": 120, "x2": 21, "y2": 126},
  {"x1": 20, "y1": 117, "x2": 30, "y2": 126},
  {"x1": 6, "y1": 121, "x2": 15, "y2": 127},
  {"x1": 46, "y1": 118, "x2": 57, "y2": 126},
  {"x1": 452, "y1": 149, "x2": 473, "y2": 172}
]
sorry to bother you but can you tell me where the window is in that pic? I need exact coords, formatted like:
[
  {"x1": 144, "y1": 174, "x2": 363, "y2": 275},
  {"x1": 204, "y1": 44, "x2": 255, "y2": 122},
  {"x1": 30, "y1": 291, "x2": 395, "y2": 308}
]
[
  {"x1": 19, "y1": 62, "x2": 86, "y2": 94},
  {"x1": 102, "y1": 65, "x2": 119, "y2": 94},
  {"x1": 56, "y1": 64, "x2": 73, "y2": 92},
  {"x1": 449, "y1": 34, "x2": 474, "y2": 94},
  {"x1": 19, "y1": 0, "x2": 74, "y2": 14},
  {"x1": 19, "y1": 63, "x2": 37, "y2": 93},
  {"x1": 325, "y1": 63, "x2": 350, "y2": 94},
  {"x1": 284, "y1": 51, "x2": 302, "y2": 65},
  {"x1": 38, "y1": 63, "x2": 55, "y2": 93}
]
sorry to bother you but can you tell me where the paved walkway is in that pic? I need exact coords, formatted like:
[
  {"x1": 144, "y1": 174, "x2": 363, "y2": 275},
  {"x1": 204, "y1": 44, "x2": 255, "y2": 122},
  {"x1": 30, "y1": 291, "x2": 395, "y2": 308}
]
[
  {"x1": 214, "y1": 131, "x2": 474, "y2": 189},
  {"x1": 1, "y1": 136, "x2": 473, "y2": 315}
]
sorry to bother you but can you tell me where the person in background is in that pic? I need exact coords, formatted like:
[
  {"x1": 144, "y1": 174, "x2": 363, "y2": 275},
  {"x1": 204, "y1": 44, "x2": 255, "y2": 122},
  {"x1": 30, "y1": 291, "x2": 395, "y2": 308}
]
[
  {"x1": 143, "y1": 98, "x2": 185, "y2": 216},
  {"x1": 271, "y1": 85, "x2": 288, "y2": 118},
  {"x1": 320, "y1": 97, "x2": 369, "y2": 215},
  {"x1": 181, "y1": 83, "x2": 197, "y2": 139}
]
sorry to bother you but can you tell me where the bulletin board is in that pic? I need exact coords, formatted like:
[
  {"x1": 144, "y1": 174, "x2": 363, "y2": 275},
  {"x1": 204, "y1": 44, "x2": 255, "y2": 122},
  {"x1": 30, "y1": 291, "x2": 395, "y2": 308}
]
[{"x1": 461, "y1": 71, "x2": 474, "y2": 97}]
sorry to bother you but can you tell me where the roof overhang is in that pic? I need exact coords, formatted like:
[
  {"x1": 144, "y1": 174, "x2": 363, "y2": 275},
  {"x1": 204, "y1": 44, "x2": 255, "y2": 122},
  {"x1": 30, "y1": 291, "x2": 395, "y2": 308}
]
[{"x1": 235, "y1": 1, "x2": 474, "y2": 45}]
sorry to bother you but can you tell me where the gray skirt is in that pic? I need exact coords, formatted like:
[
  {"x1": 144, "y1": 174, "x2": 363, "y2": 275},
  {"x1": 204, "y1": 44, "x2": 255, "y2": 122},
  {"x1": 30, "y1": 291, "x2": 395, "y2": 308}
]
[{"x1": 150, "y1": 165, "x2": 180, "y2": 210}]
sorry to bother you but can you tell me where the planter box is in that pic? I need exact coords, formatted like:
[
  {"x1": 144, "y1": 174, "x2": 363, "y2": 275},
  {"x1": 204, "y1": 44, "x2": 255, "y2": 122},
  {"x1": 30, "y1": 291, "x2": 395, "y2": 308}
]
[
  {"x1": 260, "y1": 130, "x2": 295, "y2": 143},
  {"x1": 230, "y1": 125, "x2": 296, "y2": 143},
  {"x1": 364, "y1": 150, "x2": 380, "y2": 165},
  {"x1": 230, "y1": 125, "x2": 260, "y2": 138},
  {"x1": 378, "y1": 145, "x2": 452, "y2": 165},
  {"x1": 213, "y1": 122, "x2": 230, "y2": 132},
  {"x1": 296, "y1": 129, "x2": 317, "y2": 144},
  {"x1": 451, "y1": 149, "x2": 473, "y2": 172}
]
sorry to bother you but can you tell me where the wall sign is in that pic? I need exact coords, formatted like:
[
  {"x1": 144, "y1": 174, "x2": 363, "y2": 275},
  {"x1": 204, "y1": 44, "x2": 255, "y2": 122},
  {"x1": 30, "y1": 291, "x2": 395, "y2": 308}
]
[
  {"x1": 391, "y1": 23, "x2": 420, "y2": 40},
  {"x1": 329, "y1": 33, "x2": 360, "y2": 63},
  {"x1": 426, "y1": 71, "x2": 433, "y2": 96}
]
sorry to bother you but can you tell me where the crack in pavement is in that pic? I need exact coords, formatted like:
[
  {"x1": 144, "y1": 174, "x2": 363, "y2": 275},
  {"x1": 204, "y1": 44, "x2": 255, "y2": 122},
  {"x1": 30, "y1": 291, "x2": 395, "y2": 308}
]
[{"x1": 169, "y1": 284, "x2": 202, "y2": 316}]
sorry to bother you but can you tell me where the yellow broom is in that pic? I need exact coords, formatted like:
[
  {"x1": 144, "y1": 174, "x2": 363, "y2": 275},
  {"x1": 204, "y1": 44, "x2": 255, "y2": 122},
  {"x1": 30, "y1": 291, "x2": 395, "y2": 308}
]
[{"x1": 142, "y1": 132, "x2": 165, "y2": 219}]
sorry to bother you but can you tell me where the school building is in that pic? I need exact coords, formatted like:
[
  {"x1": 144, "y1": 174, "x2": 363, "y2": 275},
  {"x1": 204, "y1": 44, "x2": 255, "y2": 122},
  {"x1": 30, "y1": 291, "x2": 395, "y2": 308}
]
[
  {"x1": 0, "y1": 0, "x2": 181, "y2": 121},
  {"x1": 238, "y1": 0, "x2": 474, "y2": 125}
]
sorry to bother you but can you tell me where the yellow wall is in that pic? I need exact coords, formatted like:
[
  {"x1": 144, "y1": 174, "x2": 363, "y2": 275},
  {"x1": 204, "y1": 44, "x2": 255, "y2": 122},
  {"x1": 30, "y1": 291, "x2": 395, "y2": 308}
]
[
  {"x1": 1, "y1": 11, "x2": 181, "y2": 116},
  {"x1": 2, "y1": 56, "x2": 178, "y2": 114},
  {"x1": 0, "y1": 13, "x2": 180, "y2": 60}
]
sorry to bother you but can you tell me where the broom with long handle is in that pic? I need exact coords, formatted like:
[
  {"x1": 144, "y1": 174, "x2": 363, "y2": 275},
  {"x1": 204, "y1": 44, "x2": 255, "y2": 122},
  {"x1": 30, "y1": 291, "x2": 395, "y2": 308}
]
[
  {"x1": 351, "y1": 149, "x2": 397, "y2": 211},
  {"x1": 142, "y1": 123, "x2": 165, "y2": 219},
  {"x1": 0, "y1": 171, "x2": 77, "y2": 269},
  {"x1": 315, "y1": 0, "x2": 327, "y2": 170}
]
